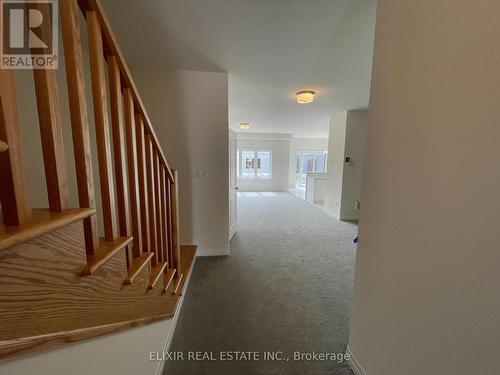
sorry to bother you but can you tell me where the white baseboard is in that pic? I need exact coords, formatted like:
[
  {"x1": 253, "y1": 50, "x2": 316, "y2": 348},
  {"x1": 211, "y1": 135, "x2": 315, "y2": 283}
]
[
  {"x1": 156, "y1": 251, "x2": 198, "y2": 375},
  {"x1": 347, "y1": 345, "x2": 366, "y2": 375},
  {"x1": 196, "y1": 247, "x2": 230, "y2": 256}
]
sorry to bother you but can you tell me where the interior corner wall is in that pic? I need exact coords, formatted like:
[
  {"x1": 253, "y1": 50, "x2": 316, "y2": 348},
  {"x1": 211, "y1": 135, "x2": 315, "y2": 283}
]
[
  {"x1": 288, "y1": 138, "x2": 329, "y2": 188},
  {"x1": 132, "y1": 68, "x2": 229, "y2": 255},
  {"x1": 324, "y1": 111, "x2": 347, "y2": 219},
  {"x1": 340, "y1": 110, "x2": 368, "y2": 220},
  {"x1": 236, "y1": 138, "x2": 290, "y2": 191},
  {"x1": 348, "y1": 1, "x2": 500, "y2": 374}
]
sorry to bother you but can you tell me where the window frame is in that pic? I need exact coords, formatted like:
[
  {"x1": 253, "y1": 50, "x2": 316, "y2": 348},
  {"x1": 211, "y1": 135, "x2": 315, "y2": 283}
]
[
  {"x1": 237, "y1": 149, "x2": 273, "y2": 179},
  {"x1": 295, "y1": 151, "x2": 328, "y2": 175}
]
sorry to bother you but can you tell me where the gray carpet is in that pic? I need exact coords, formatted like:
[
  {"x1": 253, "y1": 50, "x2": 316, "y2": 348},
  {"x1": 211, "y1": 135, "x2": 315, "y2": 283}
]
[{"x1": 164, "y1": 192, "x2": 357, "y2": 375}]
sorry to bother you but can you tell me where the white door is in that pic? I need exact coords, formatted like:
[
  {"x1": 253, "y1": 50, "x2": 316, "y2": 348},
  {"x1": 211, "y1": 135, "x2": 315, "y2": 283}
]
[{"x1": 229, "y1": 130, "x2": 237, "y2": 240}]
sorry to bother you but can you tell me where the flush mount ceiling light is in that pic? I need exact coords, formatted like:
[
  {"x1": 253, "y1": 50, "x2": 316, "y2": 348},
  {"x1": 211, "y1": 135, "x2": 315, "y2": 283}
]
[
  {"x1": 296, "y1": 90, "x2": 316, "y2": 104},
  {"x1": 240, "y1": 122, "x2": 251, "y2": 130}
]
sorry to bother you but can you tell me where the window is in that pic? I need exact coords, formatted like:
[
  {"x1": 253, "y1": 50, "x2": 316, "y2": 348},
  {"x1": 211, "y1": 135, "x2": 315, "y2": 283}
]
[
  {"x1": 295, "y1": 151, "x2": 327, "y2": 187},
  {"x1": 237, "y1": 150, "x2": 272, "y2": 179}
]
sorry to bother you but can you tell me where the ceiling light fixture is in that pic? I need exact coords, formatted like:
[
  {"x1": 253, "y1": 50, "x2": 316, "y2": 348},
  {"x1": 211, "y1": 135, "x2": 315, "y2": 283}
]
[
  {"x1": 240, "y1": 122, "x2": 251, "y2": 130},
  {"x1": 296, "y1": 90, "x2": 316, "y2": 104}
]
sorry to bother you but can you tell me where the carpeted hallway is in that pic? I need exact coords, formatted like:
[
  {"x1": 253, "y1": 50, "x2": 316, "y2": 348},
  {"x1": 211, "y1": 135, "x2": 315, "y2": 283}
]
[{"x1": 164, "y1": 192, "x2": 357, "y2": 375}]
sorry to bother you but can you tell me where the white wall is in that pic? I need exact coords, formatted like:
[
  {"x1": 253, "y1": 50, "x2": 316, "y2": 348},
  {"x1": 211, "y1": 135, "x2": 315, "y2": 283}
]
[
  {"x1": 132, "y1": 68, "x2": 229, "y2": 256},
  {"x1": 348, "y1": 1, "x2": 500, "y2": 374},
  {"x1": 236, "y1": 133, "x2": 291, "y2": 191},
  {"x1": 288, "y1": 138, "x2": 329, "y2": 188},
  {"x1": 324, "y1": 111, "x2": 367, "y2": 220},
  {"x1": 340, "y1": 110, "x2": 367, "y2": 220},
  {"x1": 324, "y1": 112, "x2": 347, "y2": 219}
]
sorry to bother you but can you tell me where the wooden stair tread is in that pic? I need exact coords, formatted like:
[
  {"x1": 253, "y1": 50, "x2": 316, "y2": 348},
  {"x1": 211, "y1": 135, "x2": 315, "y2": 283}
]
[
  {"x1": 0, "y1": 208, "x2": 96, "y2": 251},
  {"x1": 125, "y1": 252, "x2": 154, "y2": 285},
  {"x1": 162, "y1": 268, "x2": 176, "y2": 292},
  {"x1": 81, "y1": 236, "x2": 133, "y2": 276},
  {"x1": 148, "y1": 262, "x2": 167, "y2": 289}
]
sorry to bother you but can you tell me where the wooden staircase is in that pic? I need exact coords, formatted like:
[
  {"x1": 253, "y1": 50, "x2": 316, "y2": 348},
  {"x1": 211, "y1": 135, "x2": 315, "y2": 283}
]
[{"x1": 0, "y1": 0, "x2": 196, "y2": 360}]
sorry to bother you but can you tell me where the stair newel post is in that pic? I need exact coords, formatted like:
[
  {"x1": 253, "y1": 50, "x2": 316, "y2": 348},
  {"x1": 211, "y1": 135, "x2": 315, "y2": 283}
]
[
  {"x1": 0, "y1": 70, "x2": 32, "y2": 225},
  {"x1": 60, "y1": 0, "x2": 99, "y2": 255}
]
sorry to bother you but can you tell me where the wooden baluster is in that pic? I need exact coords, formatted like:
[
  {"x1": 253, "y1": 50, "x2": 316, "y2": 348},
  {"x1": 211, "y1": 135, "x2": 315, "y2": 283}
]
[
  {"x1": 159, "y1": 164, "x2": 168, "y2": 266},
  {"x1": 166, "y1": 177, "x2": 173, "y2": 269},
  {"x1": 136, "y1": 115, "x2": 150, "y2": 253},
  {"x1": 154, "y1": 152, "x2": 163, "y2": 264},
  {"x1": 171, "y1": 170, "x2": 181, "y2": 274},
  {"x1": 87, "y1": 11, "x2": 118, "y2": 241},
  {"x1": 33, "y1": 71, "x2": 69, "y2": 212},
  {"x1": 108, "y1": 55, "x2": 132, "y2": 265},
  {"x1": 123, "y1": 89, "x2": 142, "y2": 258},
  {"x1": 32, "y1": 5, "x2": 69, "y2": 213},
  {"x1": 0, "y1": 70, "x2": 31, "y2": 225},
  {"x1": 145, "y1": 134, "x2": 158, "y2": 266},
  {"x1": 32, "y1": 69, "x2": 69, "y2": 212},
  {"x1": 60, "y1": 0, "x2": 99, "y2": 254}
]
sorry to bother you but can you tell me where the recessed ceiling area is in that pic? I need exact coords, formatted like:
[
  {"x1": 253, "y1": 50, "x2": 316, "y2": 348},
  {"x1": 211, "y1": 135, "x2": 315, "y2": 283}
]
[{"x1": 101, "y1": 0, "x2": 376, "y2": 138}]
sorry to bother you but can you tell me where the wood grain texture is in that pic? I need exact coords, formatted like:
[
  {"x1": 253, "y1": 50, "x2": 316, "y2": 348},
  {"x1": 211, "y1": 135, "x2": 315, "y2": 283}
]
[
  {"x1": 0, "y1": 208, "x2": 95, "y2": 251},
  {"x1": 125, "y1": 251, "x2": 153, "y2": 285},
  {"x1": 33, "y1": 68, "x2": 70, "y2": 212},
  {"x1": 149, "y1": 261, "x2": 167, "y2": 289},
  {"x1": 77, "y1": 0, "x2": 174, "y2": 182},
  {"x1": 135, "y1": 115, "x2": 150, "y2": 253},
  {"x1": 0, "y1": 140, "x2": 8, "y2": 152},
  {"x1": 0, "y1": 222, "x2": 197, "y2": 360},
  {"x1": 60, "y1": 0, "x2": 99, "y2": 254},
  {"x1": 159, "y1": 164, "x2": 168, "y2": 265},
  {"x1": 154, "y1": 155, "x2": 164, "y2": 263},
  {"x1": 123, "y1": 89, "x2": 142, "y2": 258},
  {"x1": 107, "y1": 55, "x2": 130, "y2": 238},
  {"x1": 145, "y1": 134, "x2": 158, "y2": 266},
  {"x1": 163, "y1": 268, "x2": 176, "y2": 292},
  {"x1": 166, "y1": 178, "x2": 174, "y2": 269},
  {"x1": 171, "y1": 170, "x2": 182, "y2": 273},
  {"x1": 86, "y1": 11, "x2": 118, "y2": 241},
  {"x1": 80, "y1": 236, "x2": 132, "y2": 276},
  {"x1": 0, "y1": 69, "x2": 32, "y2": 225}
]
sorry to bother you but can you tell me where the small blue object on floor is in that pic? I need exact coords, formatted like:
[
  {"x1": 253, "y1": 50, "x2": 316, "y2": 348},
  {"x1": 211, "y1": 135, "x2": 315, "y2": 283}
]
[{"x1": 353, "y1": 236, "x2": 358, "y2": 244}]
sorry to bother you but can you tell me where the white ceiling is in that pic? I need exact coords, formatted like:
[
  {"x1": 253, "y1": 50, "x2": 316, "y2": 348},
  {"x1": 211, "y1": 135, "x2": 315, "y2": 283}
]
[{"x1": 102, "y1": 0, "x2": 376, "y2": 138}]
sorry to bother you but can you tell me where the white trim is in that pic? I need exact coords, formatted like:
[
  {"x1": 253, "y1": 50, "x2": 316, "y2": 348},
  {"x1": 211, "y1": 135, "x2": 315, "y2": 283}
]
[
  {"x1": 229, "y1": 224, "x2": 237, "y2": 241},
  {"x1": 156, "y1": 250, "x2": 198, "y2": 375},
  {"x1": 347, "y1": 345, "x2": 366, "y2": 375},
  {"x1": 235, "y1": 132, "x2": 293, "y2": 141},
  {"x1": 238, "y1": 149, "x2": 272, "y2": 179},
  {"x1": 196, "y1": 247, "x2": 230, "y2": 256}
]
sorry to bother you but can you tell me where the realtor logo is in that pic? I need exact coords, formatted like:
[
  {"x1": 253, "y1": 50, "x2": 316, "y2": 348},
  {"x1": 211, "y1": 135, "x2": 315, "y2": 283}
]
[{"x1": 1, "y1": 0, "x2": 58, "y2": 69}]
